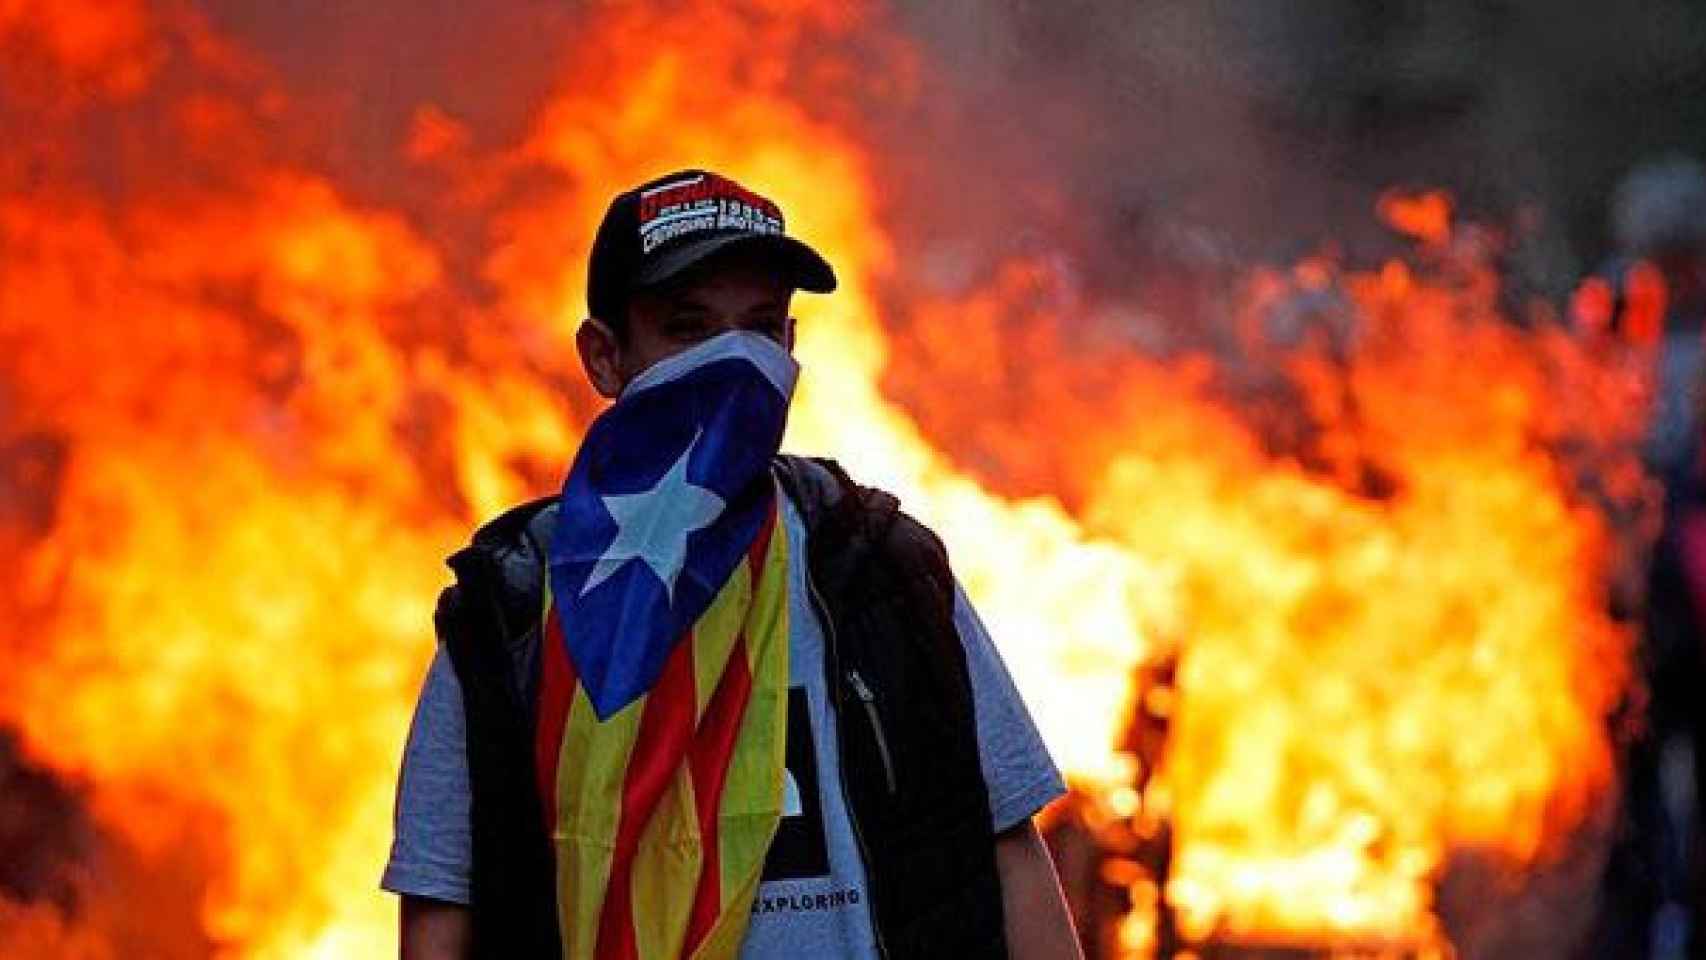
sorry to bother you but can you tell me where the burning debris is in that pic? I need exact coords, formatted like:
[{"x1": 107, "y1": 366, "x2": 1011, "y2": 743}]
[
  {"x1": 986, "y1": 203, "x2": 1655, "y2": 958},
  {"x1": 0, "y1": 0, "x2": 1684, "y2": 957},
  {"x1": 0, "y1": 732, "x2": 92, "y2": 916}
]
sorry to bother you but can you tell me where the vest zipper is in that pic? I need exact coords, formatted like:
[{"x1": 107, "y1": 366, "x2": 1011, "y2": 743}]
[
  {"x1": 805, "y1": 570, "x2": 892, "y2": 960},
  {"x1": 847, "y1": 668, "x2": 898, "y2": 797}
]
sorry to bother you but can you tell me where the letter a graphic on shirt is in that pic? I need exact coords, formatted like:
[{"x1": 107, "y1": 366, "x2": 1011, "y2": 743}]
[
  {"x1": 761, "y1": 687, "x2": 830, "y2": 880},
  {"x1": 782, "y1": 769, "x2": 803, "y2": 818}
]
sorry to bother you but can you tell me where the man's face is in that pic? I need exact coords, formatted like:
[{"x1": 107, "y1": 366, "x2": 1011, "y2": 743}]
[{"x1": 577, "y1": 247, "x2": 797, "y2": 398}]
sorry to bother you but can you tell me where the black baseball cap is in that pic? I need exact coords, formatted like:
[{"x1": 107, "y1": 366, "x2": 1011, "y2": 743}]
[{"x1": 587, "y1": 169, "x2": 838, "y2": 324}]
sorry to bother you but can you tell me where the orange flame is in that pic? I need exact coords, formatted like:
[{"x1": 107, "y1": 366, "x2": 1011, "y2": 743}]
[
  {"x1": 1377, "y1": 190, "x2": 1454, "y2": 247},
  {"x1": 0, "y1": 0, "x2": 1656, "y2": 957}
]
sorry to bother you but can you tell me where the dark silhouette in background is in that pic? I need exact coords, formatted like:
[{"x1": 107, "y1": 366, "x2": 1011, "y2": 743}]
[{"x1": 1591, "y1": 156, "x2": 1706, "y2": 960}]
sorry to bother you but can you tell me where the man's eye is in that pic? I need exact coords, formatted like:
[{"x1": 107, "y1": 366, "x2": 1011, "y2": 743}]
[
  {"x1": 749, "y1": 317, "x2": 787, "y2": 340},
  {"x1": 666, "y1": 319, "x2": 712, "y2": 341}
]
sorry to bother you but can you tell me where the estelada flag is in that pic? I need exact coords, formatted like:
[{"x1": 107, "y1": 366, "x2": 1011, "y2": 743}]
[{"x1": 539, "y1": 332, "x2": 796, "y2": 959}]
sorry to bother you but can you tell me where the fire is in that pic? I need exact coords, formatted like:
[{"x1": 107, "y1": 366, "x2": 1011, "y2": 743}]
[
  {"x1": 888, "y1": 225, "x2": 1650, "y2": 953},
  {"x1": 1376, "y1": 190, "x2": 1454, "y2": 247},
  {"x1": 1106, "y1": 248, "x2": 1637, "y2": 952},
  {"x1": 0, "y1": 1, "x2": 1653, "y2": 958}
]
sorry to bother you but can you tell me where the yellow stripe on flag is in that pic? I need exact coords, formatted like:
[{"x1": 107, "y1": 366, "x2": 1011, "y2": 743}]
[
  {"x1": 712, "y1": 521, "x2": 791, "y2": 924},
  {"x1": 555, "y1": 677, "x2": 644, "y2": 959},
  {"x1": 692, "y1": 560, "x2": 752, "y2": 720},
  {"x1": 629, "y1": 761, "x2": 703, "y2": 959}
]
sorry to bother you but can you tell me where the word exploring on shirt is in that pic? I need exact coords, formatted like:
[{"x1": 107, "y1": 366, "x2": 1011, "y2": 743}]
[{"x1": 751, "y1": 886, "x2": 864, "y2": 916}]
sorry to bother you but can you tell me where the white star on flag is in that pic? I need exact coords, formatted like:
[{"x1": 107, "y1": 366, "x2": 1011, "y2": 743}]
[{"x1": 581, "y1": 431, "x2": 726, "y2": 601}]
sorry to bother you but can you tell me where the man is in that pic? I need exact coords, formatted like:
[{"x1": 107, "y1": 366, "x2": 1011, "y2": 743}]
[
  {"x1": 382, "y1": 169, "x2": 1081, "y2": 959},
  {"x1": 1586, "y1": 156, "x2": 1706, "y2": 959}
]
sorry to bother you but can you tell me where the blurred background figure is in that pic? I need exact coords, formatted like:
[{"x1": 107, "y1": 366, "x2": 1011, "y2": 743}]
[
  {"x1": 1593, "y1": 155, "x2": 1706, "y2": 960},
  {"x1": 1615, "y1": 157, "x2": 1706, "y2": 481}
]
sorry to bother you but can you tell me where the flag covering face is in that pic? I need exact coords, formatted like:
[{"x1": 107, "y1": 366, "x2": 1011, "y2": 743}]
[
  {"x1": 539, "y1": 331, "x2": 797, "y2": 959},
  {"x1": 550, "y1": 331, "x2": 798, "y2": 719}
]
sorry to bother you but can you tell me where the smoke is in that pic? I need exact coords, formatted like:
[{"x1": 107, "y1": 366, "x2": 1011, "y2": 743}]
[
  {"x1": 35, "y1": 0, "x2": 1692, "y2": 306},
  {"x1": 883, "y1": 0, "x2": 1706, "y2": 293}
]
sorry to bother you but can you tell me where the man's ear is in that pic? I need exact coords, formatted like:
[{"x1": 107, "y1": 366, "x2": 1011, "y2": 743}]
[
  {"x1": 576, "y1": 318, "x2": 625, "y2": 399},
  {"x1": 783, "y1": 314, "x2": 797, "y2": 353}
]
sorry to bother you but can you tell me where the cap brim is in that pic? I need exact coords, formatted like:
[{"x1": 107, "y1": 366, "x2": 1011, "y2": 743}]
[{"x1": 634, "y1": 232, "x2": 837, "y2": 295}]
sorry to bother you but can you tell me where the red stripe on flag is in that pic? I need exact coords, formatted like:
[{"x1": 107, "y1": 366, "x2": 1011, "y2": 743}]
[
  {"x1": 682, "y1": 632, "x2": 755, "y2": 951},
  {"x1": 678, "y1": 500, "x2": 776, "y2": 949},
  {"x1": 746, "y1": 500, "x2": 778, "y2": 572},
  {"x1": 595, "y1": 630, "x2": 699, "y2": 960},
  {"x1": 535, "y1": 604, "x2": 578, "y2": 831}
]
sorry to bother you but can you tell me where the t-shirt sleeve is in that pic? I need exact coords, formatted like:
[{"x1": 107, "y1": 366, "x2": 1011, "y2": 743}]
[
  {"x1": 380, "y1": 646, "x2": 474, "y2": 904},
  {"x1": 953, "y1": 582, "x2": 1068, "y2": 832}
]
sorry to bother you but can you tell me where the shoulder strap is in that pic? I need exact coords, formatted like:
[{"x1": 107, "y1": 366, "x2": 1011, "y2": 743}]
[
  {"x1": 774, "y1": 455, "x2": 905, "y2": 599},
  {"x1": 772, "y1": 455, "x2": 842, "y2": 532},
  {"x1": 444, "y1": 494, "x2": 557, "y2": 646},
  {"x1": 774, "y1": 455, "x2": 961, "y2": 696}
]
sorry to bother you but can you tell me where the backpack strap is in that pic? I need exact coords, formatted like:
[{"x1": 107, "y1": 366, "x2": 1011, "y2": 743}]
[
  {"x1": 771, "y1": 455, "x2": 846, "y2": 531},
  {"x1": 773, "y1": 454, "x2": 902, "y2": 596}
]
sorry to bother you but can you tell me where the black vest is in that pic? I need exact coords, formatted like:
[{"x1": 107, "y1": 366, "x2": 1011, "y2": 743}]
[{"x1": 434, "y1": 456, "x2": 1009, "y2": 959}]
